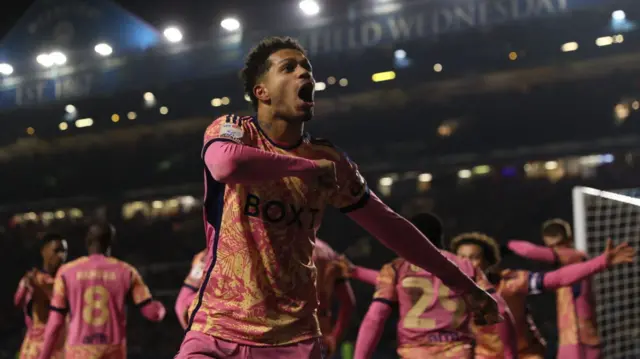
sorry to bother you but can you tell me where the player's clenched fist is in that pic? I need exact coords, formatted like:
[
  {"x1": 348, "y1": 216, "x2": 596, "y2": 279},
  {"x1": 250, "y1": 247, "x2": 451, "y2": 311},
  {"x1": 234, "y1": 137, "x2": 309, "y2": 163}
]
[
  {"x1": 313, "y1": 159, "x2": 337, "y2": 189},
  {"x1": 463, "y1": 287, "x2": 503, "y2": 326}
]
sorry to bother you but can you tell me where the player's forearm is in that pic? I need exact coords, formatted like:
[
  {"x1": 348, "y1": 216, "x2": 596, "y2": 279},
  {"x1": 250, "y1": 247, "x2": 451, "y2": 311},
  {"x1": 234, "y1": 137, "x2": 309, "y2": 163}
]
[
  {"x1": 14, "y1": 281, "x2": 29, "y2": 307},
  {"x1": 175, "y1": 286, "x2": 197, "y2": 329},
  {"x1": 354, "y1": 302, "x2": 391, "y2": 359},
  {"x1": 508, "y1": 240, "x2": 557, "y2": 263},
  {"x1": 350, "y1": 265, "x2": 379, "y2": 286},
  {"x1": 331, "y1": 282, "x2": 356, "y2": 342},
  {"x1": 542, "y1": 254, "x2": 607, "y2": 290},
  {"x1": 204, "y1": 142, "x2": 318, "y2": 183},
  {"x1": 37, "y1": 310, "x2": 64, "y2": 359},
  {"x1": 140, "y1": 300, "x2": 167, "y2": 322},
  {"x1": 348, "y1": 192, "x2": 477, "y2": 293}
]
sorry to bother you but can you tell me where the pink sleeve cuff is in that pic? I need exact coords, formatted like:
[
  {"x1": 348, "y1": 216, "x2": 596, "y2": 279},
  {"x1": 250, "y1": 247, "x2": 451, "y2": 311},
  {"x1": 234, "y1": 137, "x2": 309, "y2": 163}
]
[{"x1": 140, "y1": 300, "x2": 166, "y2": 322}]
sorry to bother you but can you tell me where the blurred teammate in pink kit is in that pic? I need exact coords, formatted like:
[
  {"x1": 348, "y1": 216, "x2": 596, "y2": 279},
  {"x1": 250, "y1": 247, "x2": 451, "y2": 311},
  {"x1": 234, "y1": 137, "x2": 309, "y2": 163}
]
[
  {"x1": 354, "y1": 213, "x2": 517, "y2": 359},
  {"x1": 38, "y1": 222, "x2": 166, "y2": 359},
  {"x1": 176, "y1": 36, "x2": 500, "y2": 359},
  {"x1": 175, "y1": 250, "x2": 207, "y2": 330},
  {"x1": 15, "y1": 233, "x2": 68, "y2": 359},
  {"x1": 508, "y1": 219, "x2": 635, "y2": 359},
  {"x1": 453, "y1": 231, "x2": 634, "y2": 359}
]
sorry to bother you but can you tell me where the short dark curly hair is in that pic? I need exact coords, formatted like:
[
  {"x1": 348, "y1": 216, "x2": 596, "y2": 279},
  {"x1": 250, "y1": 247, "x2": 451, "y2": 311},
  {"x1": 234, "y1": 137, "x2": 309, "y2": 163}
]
[
  {"x1": 542, "y1": 218, "x2": 572, "y2": 241},
  {"x1": 241, "y1": 36, "x2": 306, "y2": 110}
]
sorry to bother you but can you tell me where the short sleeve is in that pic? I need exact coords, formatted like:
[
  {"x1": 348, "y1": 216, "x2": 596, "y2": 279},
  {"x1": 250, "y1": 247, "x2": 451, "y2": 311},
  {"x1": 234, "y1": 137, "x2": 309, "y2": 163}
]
[
  {"x1": 202, "y1": 115, "x2": 248, "y2": 157},
  {"x1": 50, "y1": 272, "x2": 68, "y2": 312},
  {"x1": 328, "y1": 152, "x2": 370, "y2": 212},
  {"x1": 130, "y1": 267, "x2": 153, "y2": 306},
  {"x1": 183, "y1": 254, "x2": 206, "y2": 290},
  {"x1": 373, "y1": 262, "x2": 398, "y2": 304}
]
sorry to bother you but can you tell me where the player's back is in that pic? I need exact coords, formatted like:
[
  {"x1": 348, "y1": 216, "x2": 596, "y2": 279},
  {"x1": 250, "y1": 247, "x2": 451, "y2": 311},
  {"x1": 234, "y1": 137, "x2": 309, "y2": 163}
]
[
  {"x1": 58, "y1": 254, "x2": 145, "y2": 357},
  {"x1": 394, "y1": 253, "x2": 475, "y2": 348}
]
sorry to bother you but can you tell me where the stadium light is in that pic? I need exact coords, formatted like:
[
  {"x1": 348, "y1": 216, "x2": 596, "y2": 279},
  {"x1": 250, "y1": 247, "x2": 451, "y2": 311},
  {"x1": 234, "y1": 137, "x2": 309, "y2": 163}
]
[
  {"x1": 433, "y1": 63, "x2": 443, "y2": 72},
  {"x1": 144, "y1": 92, "x2": 155, "y2": 101},
  {"x1": 65, "y1": 104, "x2": 76, "y2": 113},
  {"x1": 394, "y1": 49, "x2": 407, "y2": 60},
  {"x1": 49, "y1": 52, "x2": 67, "y2": 65},
  {"x1": 0, "y1": 63, "x2": 14, "y2": 75},
  {"x1": 458, "y1": 169, "x2": 472, "y2": 179},
  {"x1": 379, "y1": 177, "x2": 393, "y2": 186},
  {"x1": 315, "y1": 82, "x2": 326, "y2": 91},
  {"x1": 339, "y1": 78, "x2": 348, "y2": 87},
  {"x1": 94, "y1": 43, "x2": 113, "y2": 56},
  {"x1": 371, "y1": 71, "x2": 396, "y2": 82},
  {"x1": 58, "y1": 122, "x2": 68, "y2": 131},
  {"x1": 163, "y1": 27, "x2": 183, "y2": 43},
  {"x1": 612, "y1": 10, "x2": 626, "y2": 21},
  {"x1": 159, "y1": 106, "x2": 169, "y2": 115},
  {"x1": 299, "y1": 0, "x2": 320, "y2": 16},
  {"x1": 418, "y1": 173, "x2": 432, "y2": 183},
  {"x1": 37, "y1": 52, "x2": 66, "y2": 67},
  {"x1": 75, "y1": 118, "x2": 94, "y2": 128},
  {"x1": 36, "y1": 53, "x2": 54, "y2": 67},
  {"x1": 221, "y1": 18, "x2": 241, "y2": 32},
  {"x1": 561, "y1": 42, "x2": 579, "y2": 52}
]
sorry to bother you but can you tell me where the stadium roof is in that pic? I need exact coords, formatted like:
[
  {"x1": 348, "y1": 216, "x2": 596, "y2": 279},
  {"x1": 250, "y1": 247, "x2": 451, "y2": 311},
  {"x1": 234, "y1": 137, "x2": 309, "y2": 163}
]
[{"x1": 0, "y1": 0, "x2": 161, "y2": 61}]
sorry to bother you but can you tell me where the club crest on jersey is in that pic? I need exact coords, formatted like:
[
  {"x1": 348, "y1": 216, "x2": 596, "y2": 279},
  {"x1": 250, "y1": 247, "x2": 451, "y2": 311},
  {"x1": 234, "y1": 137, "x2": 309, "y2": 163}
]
[{"x1": 220, "y1": 123, "x2": 244, "y2": 141}]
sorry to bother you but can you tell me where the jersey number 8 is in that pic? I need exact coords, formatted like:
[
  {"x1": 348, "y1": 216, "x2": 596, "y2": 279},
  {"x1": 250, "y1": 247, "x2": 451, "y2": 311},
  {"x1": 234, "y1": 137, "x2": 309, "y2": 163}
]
[{"x1": 82, "y1": 285, "x2": 110, "y2": 326}]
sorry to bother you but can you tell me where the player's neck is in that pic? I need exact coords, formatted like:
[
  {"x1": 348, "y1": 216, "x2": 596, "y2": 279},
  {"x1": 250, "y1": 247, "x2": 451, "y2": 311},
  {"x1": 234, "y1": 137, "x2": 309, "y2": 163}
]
[
  {"x1": 42, "y1": 262, "x2": 56, "y2": 275},
  {"x1": 256, "y1": 111, "x2": 304, "y2": 146}
]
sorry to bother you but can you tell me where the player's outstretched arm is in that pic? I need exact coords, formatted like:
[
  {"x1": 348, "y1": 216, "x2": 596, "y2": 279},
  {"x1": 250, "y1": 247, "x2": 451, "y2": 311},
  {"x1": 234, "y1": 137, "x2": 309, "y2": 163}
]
[
  {"x1": 204, "y1": 142, "x2": 324, "y2": 184},
  {"x1": 354, "y1": 301, "x2": 392, "y2": 359},
  {"x1": 326, "y1": 281, "x2": 356, "y2": 356},
  {"x1": 350, "y1": 265, "x2": 379, "y2": 286},
  {"x1": 508, "y1": 240, "x2": 585, "y2": 265},
  {"x1": 37, "y1": 310, "x2": 65, "y2": 359},
  {"x1": 348, "y1": 192, "x2": 477, "y2": 293},
  {"x1": 534, "y1": 239, "x2": 636, "y2": 292}
]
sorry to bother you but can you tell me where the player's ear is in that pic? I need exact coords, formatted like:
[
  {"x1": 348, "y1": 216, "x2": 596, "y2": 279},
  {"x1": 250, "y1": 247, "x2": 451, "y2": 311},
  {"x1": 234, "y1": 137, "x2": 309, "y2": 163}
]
[{"x1": 254, "y1": 83, "x2": 270, "y2": 103}]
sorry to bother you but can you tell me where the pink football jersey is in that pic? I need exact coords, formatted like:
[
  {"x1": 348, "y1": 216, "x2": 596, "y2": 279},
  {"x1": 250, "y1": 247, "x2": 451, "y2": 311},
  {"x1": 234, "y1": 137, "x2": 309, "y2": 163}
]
[
  {"x1": 374, "y1": 252, "x2": 483, "y2": 353},
  {"x1": 189, "y1": 114, "x2": 369, "y2": 345},
  {"x1": 50, "y1": 254, "x2": 153, "y2": 359}
]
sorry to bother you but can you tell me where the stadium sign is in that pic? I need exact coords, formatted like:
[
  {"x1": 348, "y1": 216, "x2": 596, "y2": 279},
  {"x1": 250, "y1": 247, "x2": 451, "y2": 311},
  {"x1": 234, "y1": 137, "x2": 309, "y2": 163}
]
[
  {"x1": 0, "y1": 0, "x2": 602, "y2": 111},
  {"x1": 295, "y1": 0, "x2": 571, "y2": 55}
]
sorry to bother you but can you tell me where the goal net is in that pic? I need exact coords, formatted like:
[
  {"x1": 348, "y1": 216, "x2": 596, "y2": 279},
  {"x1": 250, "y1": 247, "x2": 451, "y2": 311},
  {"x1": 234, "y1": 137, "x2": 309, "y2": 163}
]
[{"x1": 572, "y1": 186, "x2": 640, "y2": 359}]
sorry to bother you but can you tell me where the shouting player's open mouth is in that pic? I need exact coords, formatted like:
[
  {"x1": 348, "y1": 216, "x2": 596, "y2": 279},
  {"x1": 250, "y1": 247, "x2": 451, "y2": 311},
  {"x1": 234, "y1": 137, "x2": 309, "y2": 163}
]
[{"x1": 297, "y1": 82, "x2": 315, "y2": 108}]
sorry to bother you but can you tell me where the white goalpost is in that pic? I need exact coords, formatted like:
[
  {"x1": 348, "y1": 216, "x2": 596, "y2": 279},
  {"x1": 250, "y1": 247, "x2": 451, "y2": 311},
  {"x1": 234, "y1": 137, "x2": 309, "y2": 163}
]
[{"x1": 572, "y1": 186, "x2": 640, "y2": 359}]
